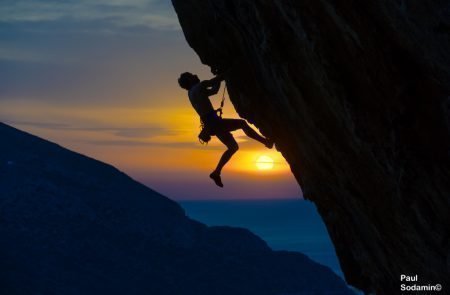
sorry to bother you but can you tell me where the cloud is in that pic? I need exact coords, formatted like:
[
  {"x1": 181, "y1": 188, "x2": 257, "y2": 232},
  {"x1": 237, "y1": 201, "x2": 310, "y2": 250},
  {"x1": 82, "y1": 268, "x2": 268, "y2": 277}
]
[
  {"x1": 81, "y1": 139, "x2": 160, "y2": 147},
  {"x1": 0, "y1": 0, "x2": 206, "y2": 108},
  {"x1": 0, "y1": 3, "x2": 198, "y2": 105},
  {"x1": 3, "y1": 120, "x2": 71, "y2": 129},
  {"x1": 0, "y1": 0, "x2": 180, "y2": 31},
  {"x1": 113, "y1": 127, "x2": 172, "y2": 138},
  {"x1": 3, "y1": 117, "x2": 201, "y2": 149},
  {"x1": 3, "y1": 119, "x2": 250, "y2": 151},
  {"x1": 80, "y1": 139, "x2": 213, "y2": 149},
  {"x1": 80, "y1": 137, "x2": 231, "y2": 150},
  {"x1": 5, "y1": 119, "x2": 176, "y2": 138},
  {"x1": 0, "y1": 47, "x2": 67, "y2": 63}
]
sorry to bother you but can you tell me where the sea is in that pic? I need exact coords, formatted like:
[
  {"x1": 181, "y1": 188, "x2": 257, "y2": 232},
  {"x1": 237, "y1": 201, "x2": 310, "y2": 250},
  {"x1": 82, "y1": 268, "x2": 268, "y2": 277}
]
[{"x1": 180, "y1": 198, "x2": 343, "y2": 278}]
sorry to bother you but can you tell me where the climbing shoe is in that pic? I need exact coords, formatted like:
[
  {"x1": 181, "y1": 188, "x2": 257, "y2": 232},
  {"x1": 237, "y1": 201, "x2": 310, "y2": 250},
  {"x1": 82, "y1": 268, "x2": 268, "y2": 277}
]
[{"x1": 209, "y1": 172, "x2": 224, "y2": 188}]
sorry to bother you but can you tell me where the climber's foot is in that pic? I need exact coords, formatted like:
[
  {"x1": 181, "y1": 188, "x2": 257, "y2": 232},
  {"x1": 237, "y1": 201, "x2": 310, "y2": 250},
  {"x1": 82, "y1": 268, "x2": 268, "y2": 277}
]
[
  {"x1": 209, "y1": 172, "x2": 224, "y2": 188},
  {"x1": 265, "y1": 138, "x2": 274, "y2": 149}
]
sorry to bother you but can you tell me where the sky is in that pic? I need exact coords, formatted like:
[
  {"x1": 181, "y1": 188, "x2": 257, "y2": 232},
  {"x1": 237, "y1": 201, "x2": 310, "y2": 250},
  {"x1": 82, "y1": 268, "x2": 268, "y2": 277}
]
[{"x1": 0, "y1": 0, "x2": 301, "y2": 200}]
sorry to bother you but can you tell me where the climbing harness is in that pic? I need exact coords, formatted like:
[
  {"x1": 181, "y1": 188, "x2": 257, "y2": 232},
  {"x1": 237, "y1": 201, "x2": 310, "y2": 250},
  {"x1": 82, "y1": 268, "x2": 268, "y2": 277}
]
[{"x1": 198, "y1": 85, "x2": 228, "y2": 145}]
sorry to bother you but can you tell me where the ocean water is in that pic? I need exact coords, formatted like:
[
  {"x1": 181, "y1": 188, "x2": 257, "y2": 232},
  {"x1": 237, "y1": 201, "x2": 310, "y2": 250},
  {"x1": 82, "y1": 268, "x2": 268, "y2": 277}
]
[{"x1": 180, "y1": 199, "x2": 343, "y2": 278}]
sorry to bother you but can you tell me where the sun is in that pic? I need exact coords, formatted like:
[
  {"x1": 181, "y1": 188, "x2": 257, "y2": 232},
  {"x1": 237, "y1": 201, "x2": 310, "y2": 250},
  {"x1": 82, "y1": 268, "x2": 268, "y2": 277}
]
[{"x1": 256, "y1": 155, "x2": 274, "y2": 170}]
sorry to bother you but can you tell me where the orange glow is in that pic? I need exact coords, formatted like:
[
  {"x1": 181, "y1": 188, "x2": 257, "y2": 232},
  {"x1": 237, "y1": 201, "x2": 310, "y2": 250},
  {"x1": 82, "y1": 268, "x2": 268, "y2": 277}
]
[
  {"x1": 2, "y1": 99, "x2": 298, "y2": 199},
  {"x1": 2, "y1": 100, "x2": 292, "y2": 175}
]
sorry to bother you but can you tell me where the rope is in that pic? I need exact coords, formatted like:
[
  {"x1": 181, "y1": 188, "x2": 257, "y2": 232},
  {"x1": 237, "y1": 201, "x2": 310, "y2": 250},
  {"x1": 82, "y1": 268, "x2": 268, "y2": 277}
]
[{"x1": 217, "y1": 84, "x2": 227, "y2": 118}]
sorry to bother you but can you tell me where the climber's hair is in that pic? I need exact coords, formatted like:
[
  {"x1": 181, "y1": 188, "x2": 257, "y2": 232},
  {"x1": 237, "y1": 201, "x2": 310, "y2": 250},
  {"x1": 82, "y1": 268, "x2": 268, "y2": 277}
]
[{"x1": 178, "y1": 72, "x2": 195, "y2": 90}]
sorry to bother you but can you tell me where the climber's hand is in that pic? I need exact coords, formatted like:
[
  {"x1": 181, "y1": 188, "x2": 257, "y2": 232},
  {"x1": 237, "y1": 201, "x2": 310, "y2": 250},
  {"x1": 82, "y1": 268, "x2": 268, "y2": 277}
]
[
  {"x1": 211, "y1": 63, "x2": 233, "y2": 75},
  {"x1": 211, "y1": 66, "x2": 220, "y2": 75}
]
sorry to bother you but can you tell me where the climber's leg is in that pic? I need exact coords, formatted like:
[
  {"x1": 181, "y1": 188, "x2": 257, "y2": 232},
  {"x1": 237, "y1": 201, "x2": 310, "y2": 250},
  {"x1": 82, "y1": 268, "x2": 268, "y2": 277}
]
[
  {"x1": 210, "y1": 131, "x2": 238, "y2": 187},
  {"x1": 220, "y1": 118, "x2": 273, "y2": 148}
]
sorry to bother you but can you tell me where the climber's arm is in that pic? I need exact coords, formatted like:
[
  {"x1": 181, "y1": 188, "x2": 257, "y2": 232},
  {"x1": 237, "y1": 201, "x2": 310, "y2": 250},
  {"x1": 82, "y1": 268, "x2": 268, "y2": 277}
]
[{"x1": 201, "y1": 74, "x2": 225, "y2": 95}]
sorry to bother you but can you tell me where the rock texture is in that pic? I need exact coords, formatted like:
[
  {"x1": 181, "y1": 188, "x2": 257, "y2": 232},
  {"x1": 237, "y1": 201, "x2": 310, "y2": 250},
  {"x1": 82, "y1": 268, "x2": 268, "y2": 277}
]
[
  {"x1": 0, "y1": 123, "x2": 351, "y2": 295},
  {"x1": 172, "y1": 1, "x2": 450, "y2": 293}
]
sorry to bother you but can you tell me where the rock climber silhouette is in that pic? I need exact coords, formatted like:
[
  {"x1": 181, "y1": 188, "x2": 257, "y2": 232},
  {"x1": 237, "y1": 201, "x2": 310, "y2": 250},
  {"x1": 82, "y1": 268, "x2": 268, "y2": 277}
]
[{"x1": 178, "y1": 69, "x2": 273, "y2": 187}]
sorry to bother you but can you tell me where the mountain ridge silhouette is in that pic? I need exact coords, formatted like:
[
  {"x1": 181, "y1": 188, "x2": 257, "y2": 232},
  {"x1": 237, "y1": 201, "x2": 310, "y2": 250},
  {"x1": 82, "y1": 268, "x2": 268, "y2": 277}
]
[{"x1": 0, "y1": 122, "x2": 351, "y2": 295}]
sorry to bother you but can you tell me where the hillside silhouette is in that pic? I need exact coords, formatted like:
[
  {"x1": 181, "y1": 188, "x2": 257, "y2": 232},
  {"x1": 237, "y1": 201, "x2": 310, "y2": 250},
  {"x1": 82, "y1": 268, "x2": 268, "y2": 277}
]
[{"x1": 0, "y1": 123, "x2": 351, "y2": 295}]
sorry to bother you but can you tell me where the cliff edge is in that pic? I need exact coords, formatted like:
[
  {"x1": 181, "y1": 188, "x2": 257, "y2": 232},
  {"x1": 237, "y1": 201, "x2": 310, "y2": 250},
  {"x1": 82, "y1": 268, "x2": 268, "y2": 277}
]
[{"x1": 172, "y1": 1, "x2": 450, "y2": 293}]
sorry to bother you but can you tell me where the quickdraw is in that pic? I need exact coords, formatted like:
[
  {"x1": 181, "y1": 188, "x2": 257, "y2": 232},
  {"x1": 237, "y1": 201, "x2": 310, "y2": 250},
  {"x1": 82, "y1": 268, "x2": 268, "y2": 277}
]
[{"x1": 216, "y1": 84, "x2": 227, "y2": 118}]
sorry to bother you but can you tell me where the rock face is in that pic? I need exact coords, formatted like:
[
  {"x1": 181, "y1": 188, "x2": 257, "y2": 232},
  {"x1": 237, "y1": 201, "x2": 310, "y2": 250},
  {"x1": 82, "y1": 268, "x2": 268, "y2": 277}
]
[
  {"x1": 0, "y1": 123, "x2": 351, "y2": 295},
  {"x1": 172, "y1": 1, "x2": 450, "y2": 293}
]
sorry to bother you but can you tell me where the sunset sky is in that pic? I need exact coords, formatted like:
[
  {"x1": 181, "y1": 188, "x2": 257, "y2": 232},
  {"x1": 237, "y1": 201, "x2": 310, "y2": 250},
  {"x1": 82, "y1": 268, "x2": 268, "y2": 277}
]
[{"x1": 0, "y1": 0, "x2": 300, "y2": 200}]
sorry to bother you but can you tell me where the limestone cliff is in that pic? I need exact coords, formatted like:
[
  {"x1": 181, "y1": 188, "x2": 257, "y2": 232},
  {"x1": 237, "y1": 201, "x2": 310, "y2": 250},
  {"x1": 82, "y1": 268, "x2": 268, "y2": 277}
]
[{"x1": 172, "y1": 1, "x2": 450, "y2": 293}]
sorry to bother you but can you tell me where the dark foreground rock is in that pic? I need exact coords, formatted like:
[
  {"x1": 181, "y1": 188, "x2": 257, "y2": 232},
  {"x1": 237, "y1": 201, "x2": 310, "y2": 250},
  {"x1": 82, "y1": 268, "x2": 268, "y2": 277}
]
[
  {"x1": 0, "y1": 123, "x2": 351, "y2": 295},
  {"x1": 172, "y1": 1, "x2": 450, "y2": 294}
]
